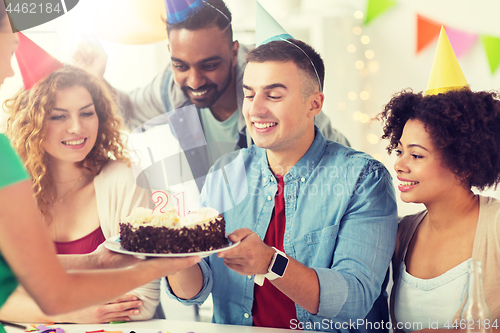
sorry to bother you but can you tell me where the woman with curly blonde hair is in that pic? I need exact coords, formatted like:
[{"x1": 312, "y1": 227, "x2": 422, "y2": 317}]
[
  {"x1": 5, "y1": 65, "x2": 128, "y2": 218},
  {"x1": 1, "y1": 65, "x2": 162, "y2": 323}
]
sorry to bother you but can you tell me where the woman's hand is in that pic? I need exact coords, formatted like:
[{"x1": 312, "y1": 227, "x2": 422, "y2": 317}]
[{"x1": 51, "y1": 294, "x2": 144, "y2": 323}]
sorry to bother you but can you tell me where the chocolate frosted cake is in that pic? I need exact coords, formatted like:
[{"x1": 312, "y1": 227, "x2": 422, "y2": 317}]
[{"x1": 119, "y1": 207, "x2": 229, "y2": 254}]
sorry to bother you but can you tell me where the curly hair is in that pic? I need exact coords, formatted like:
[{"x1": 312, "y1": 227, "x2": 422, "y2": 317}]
[
  {"x1": 3, "y1": 65, "x2": 129, "y2": 214},
  {"x1": 378, "y1": 88, "x2": 500, "y2": 190}
]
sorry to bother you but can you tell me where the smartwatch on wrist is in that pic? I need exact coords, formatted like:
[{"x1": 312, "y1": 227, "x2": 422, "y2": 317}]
[{"x1": 254, "y1": 247, "x2": 289, "y2": 286}]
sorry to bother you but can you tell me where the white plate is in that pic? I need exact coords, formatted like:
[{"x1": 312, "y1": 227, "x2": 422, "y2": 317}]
[{"x1": 104, "y1": 234, "x2": 239, "y2": 258}]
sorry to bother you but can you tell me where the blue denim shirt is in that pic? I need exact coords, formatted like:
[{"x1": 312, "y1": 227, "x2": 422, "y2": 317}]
[{"x1": 166, "y1": 128, "x2": 398, "y2": 332}]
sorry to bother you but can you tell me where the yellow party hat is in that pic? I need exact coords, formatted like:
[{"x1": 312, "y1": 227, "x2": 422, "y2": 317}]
[{"x1": 425, "y1": 26, "x2": 469, "y2": 95}]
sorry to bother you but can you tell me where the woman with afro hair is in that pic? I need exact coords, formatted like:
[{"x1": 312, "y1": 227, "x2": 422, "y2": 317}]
[
  {"x1": 381, "y1": 87, "x2": 500, "y2": 332},
  {"x1": 379, "y1": 31, "x2": 500, "y2": 332}
]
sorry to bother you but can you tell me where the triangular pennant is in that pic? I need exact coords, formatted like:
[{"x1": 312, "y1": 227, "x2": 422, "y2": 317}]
[
  {"x1": 445, "y1": 26, "x2": 478, "y2": 59},
  {"x1": 416, "y1": 14, "x2": 441, "y2": 53},
  {"x1": 15, "y1": 32, "x2": 63, "y2": 90},
  {"x1": 363, "y1": 0, "x2": 397, "y2": 25},
  {"x1": 425, "y1": 27, "x2": 469, "y2": 95},
  {"x1": 255, "y1": 1, "x2": 293, "y2": 46},
  {"x1": 481, "y1": 35, "x2": 500, "y2": 75}
]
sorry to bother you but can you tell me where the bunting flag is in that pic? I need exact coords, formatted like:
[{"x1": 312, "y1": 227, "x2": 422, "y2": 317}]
[
  {"x1": 481, "y1": 35, "x2": 500, "y2": 74},
  {"x1": 416, "y1": 14, "x2": 441, "y2": 53},
  {"x1": 445, "y1": 27, "x2": 478, "y2": 59},
  {"x1": 417, "y1": 14, "x2": 500, "y2": 74},
  {"x1": 363, "y1": 0, "x2": 397, "y2": 24},
  {"x1": 363, "y1": 5, "x2": 500, "y2": 75},
  {"x1": 363, "y1": 0, "x2": 397, "y2": 25}
]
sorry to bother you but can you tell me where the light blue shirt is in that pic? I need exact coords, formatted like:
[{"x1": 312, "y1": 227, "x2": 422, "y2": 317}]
[{"x1": 166, "y1": 128, "x2": 398, "y2": 332}]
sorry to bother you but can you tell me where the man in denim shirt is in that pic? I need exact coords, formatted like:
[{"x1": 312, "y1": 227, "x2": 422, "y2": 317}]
[{"x1": 166, "y1": 39, "x2": 398, "y2": 332}]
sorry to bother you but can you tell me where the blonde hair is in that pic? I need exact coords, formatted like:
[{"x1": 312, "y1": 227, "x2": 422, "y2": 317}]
[{"x1": 4, "y1": 65, "x2": 129, "y2": 215}]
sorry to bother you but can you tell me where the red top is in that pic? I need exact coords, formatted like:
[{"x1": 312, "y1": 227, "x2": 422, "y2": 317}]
[
  {"x1": 54, "y1": 227, "x2": 106, "y2": 255},
  {"x1": 252, "y1": 175, "x2": 297, "y2": 329}
]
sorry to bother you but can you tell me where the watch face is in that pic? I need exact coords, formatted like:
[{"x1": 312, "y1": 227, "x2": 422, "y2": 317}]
[{"x1": 272, "y1": 254, "x2": 289, "y2": 276}]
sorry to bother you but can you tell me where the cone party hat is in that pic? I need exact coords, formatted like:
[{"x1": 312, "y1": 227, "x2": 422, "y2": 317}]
[
  {"x1": 425, "y1": 26, "x2": 469, "y2": 95},
  {"x1": 254, "y1": 1, "x2": 322, "y2": 91},
  {"x1": 255, "y1": 1, "x2": 293, "y2": 46},
  {"x1": 165, "y1": 0, "x2": 205, "y2": 24},
  {"x1": 15, "y1": 33, "x2": 63, "y2": 90}
]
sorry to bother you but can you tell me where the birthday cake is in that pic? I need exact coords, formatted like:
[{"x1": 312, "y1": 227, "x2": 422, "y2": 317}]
[{"x1": 119, "y1": 207, "x2": 229, "y2": 254}]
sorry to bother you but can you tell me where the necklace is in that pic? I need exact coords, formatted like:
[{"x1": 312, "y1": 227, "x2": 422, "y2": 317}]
[
  {"x1": 49, "y1": 169, "x2": 87, "y2": 242},
  {"x1": 53, "y1": 174, "x2": 86, "y2": 184},
  {"x1": 51, "y1": 170, "x2": 87, "y2": 206}
]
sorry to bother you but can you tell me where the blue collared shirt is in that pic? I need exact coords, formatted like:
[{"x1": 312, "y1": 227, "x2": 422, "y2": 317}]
[{"x1": 166, "y1": 128, "x2": 397, "y2": 332}]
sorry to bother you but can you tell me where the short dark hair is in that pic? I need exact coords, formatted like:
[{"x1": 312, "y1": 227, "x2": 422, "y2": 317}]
[
  {"x1": 378, "y1": 89, "x2": 500, "y2": 190},
  {"x1": 246, "y1": 39, "x2": 325, "y2": 96},
  {"x1": 165, "y1": 0, "x2": 233, "y2": 44}
]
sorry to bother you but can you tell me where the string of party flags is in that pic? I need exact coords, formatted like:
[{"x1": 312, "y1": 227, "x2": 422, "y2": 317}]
[{"x1": 363, "y1": 0, "x2": 500, "y2": 74}]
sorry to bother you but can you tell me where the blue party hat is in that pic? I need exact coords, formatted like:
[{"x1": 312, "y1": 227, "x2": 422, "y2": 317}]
[
  {"x1": 164, "y1": 0, "x2": 205, "y2": 24},
  {"x1": 255, "y1": 1, "x2": 293, "y2": 46}
]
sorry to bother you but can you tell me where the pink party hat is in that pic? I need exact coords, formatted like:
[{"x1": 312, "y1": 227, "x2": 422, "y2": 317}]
[{"x1": 15, "y1": 33, "x2": 63, "y2": 90}]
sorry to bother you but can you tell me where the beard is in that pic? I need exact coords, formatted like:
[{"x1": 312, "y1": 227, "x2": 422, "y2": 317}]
[{"x1": 181, "y1": 59, "x2": 233, "y2": 109}]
